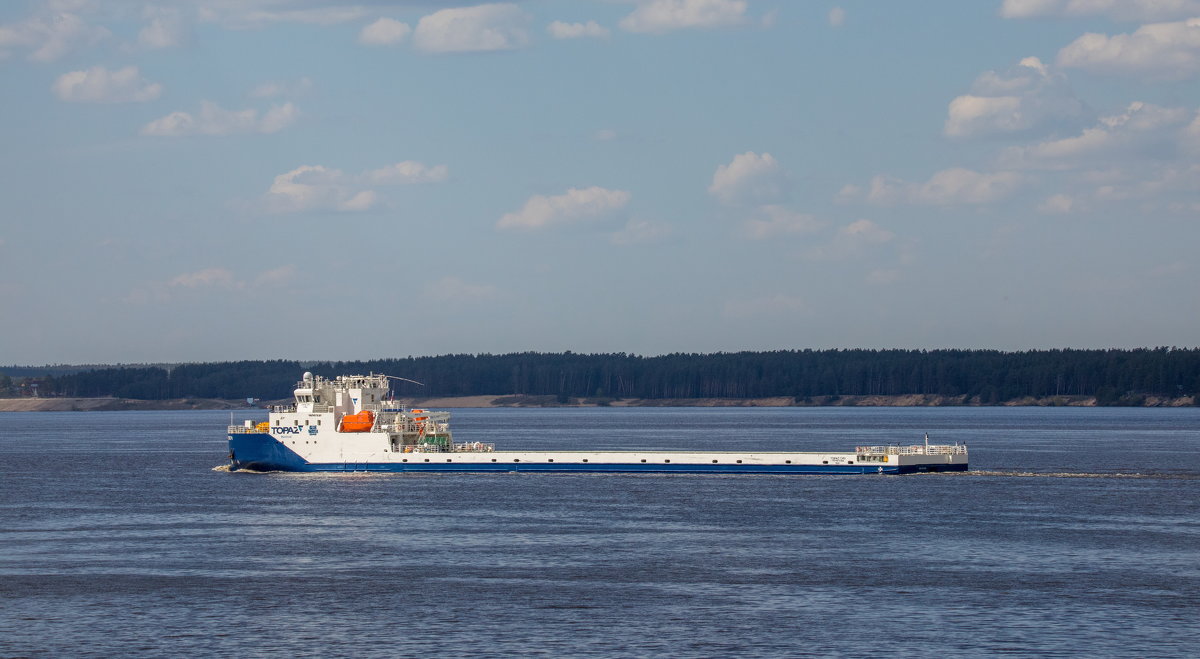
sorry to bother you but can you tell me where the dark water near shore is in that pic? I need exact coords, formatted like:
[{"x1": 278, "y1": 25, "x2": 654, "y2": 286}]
[{"x1": 1, "y1": 407, "x2": 1198, "y2": 657}]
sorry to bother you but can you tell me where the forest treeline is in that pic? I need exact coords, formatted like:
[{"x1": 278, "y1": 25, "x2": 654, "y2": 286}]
[{"x1": 3, "y1": 348, "x2": 1199, "y2": 405}]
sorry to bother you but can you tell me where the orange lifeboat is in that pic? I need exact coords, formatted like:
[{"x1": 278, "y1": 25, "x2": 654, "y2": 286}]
[{"x1": 340, "y1": 410, "x2": 375, "y2": 433}]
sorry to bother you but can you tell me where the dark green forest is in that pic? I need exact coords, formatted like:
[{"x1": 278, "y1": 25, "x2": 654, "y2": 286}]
[{"x1": 3, "y1": 348, "x2": 1199, "y2": 405}]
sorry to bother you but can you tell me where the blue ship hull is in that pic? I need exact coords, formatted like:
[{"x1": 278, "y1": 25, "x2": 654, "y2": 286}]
[{"x1": 228, "y1": 433, "x2": 967, "y2": 475}]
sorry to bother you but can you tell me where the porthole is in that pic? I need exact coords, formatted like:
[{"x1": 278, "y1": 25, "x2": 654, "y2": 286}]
[
  {"x1": 446, "y1": 459, "x2": 452, "y2": 462},
  {"x1": 548, "y1": 459, "x2": 554, "y2": 463},
  {"x1": 640, "y1": 459, "x2": 647, "y2": 463},
  {"x1": 402, "y1": 459, "x2": 408, "y2": 463},
  {"x1": 785, "y1": 460, "x2": 792, "y2": 464},
  {"x1": 736, "y1": 460, "x2": 742, "y2": 464},
  {"x1": 424, "y1": 459, "x2": 430, "y2": 463},
  {"x1": 514, "y1": 459, "x2": 520, "y2": 463},
  {"x1": 712, "y1": 460, "x2": 718, "y2": 464},
  {"x1": 822, "y1": 460, "x2": 828, "y2": 464},
  {"x1": 491, "y1": 459, "x2": 497, "y2": 462},
  {"x1": 848, "y1": 461, "x2": 854, "y2": 464},
  {"x1": 664, "y1": 459, "x2": 671, "y2": 463},
  {"x1": 582, "y1": 459, "x2": 588, "y2": 463}
]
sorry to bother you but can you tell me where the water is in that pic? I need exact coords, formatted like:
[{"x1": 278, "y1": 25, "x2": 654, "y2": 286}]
[{"x1": 1, "y1": 407, "x2": 1198, "y2": 657}]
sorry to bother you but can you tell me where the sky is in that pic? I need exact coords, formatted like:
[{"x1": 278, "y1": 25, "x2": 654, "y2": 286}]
[{"x1": 1, "y1": 0, "x2": 1199, "y2": 365}]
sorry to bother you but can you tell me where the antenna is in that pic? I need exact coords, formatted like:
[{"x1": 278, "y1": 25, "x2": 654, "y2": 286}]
[{"x1": 383, "y1": 375, "x2": 426, "y2": 387}]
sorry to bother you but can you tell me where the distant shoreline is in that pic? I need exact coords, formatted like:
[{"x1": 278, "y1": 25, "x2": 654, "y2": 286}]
[{"x1": 1, "y1": 393, "x2": 1195, "y2": 412}]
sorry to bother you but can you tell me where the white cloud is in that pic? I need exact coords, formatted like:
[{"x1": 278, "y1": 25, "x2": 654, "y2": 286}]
[
  {"x1": 197, "y1": 4, "x2": 367, "y2": 29},
  {"x1": 620, "y1": 0, "x2": 748, "y2": 34},
  {"x1": 864, "y1": 168, "x2": 1024, "y2": 206},
  {"x1": 944, "y1": 57, "x2": 1085, "y2": 138},
  {"x1": 709, "y1": 151, "x2": 786, "y2": 205},
  {"x1": 169, "y1": 268, "x2": 239, "y2": 289},
  {"x1": 805, "y1": 219, "x2": 898, "y2": 262},
  {"x1": 261, "y1": 161, "x2": 449, "y2": 214},
  {"x1": 141, "y1": 101, "x2": 299, "y2": 136},
  {"x1": 138, "y1": 7, "x2": 187, "y2": 49},
  {"x1": 359, "y1": 17, "x2": 411, "y2": 46},
  {"x1": 53, "y1": 66, "x2": 162, "y2": 103},
  {"x1": 1037, "y1": 193, "x2": 1077, "y2": 213},
  {"x1": 254, "y1": 265, "x2": 296, "y2": 287},
  {"x1": 0, "y1": 11, "x2": 110, "y2": 61},
  {"x1": 498, "y1": 186, "x2": 631, "y2": 230},
  {"x1": 1057, "y1": 18, "x2": 1200, "y2": 80},
  {"x1": 366, "y1": 161, "x2": 449, "y2": 184},
  {"x1": 1002, "y1": 101, "x2": 1192, "y2": 167},
  {"x1": 743, "y1": 205, "x2": 823, "y2": 239},
  {"x1": 548, "y1": 20, "x2": 610, "y2": 39},
  {"x1": 828, "y1": 7, "x2": 846, "y2": 27},
  {"x1": 610, "y1": 218, "x2": 672, "y2": 245},
  {"x1": 1001, "y1": 0, "x2": 1200, "y2": 21},
  {"x1": 840, "y1": 218, "x2": 895, "y2": 244},
  {"x1": 413, "y1": 4, "x2": 530, "y2": 53}
]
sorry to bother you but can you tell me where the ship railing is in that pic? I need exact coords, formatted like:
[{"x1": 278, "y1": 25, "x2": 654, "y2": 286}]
[
  {"x1": 228, "y1": 425, "x2": 257, "y2": 434},
  {"x1": 856, "y1": 445, "x2": 968, "y2": 456},
  {"x1": 398, "y1": 442, "x2": 495, "y2": 453}
]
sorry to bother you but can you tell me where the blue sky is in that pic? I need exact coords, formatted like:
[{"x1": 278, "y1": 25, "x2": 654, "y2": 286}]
[{"x1": 2, "y1": 0, "x2": 1199, "y2": 365}]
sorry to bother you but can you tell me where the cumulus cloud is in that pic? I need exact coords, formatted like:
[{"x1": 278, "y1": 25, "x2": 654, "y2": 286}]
[
  {"x1": 498, "y1": 186, "x2": 631, "y2": 230},
  {"x1": 944, "y1": 57, "x2": 1085, "y2": 138},
  {"x1": 610, "y1": 218, "x2": 672, "y2": 245},
  {"x1": 141, "y1": 101, "x2": 299, "y2": 136},
  {"x1": 196, "y1": 4, "x2": 367, "y2": 29},
  {"x1": 862, "y1": 168, "x2": 1024, "y2": 206},
  {"x1": 53, "y1": 66, "x2": 162, "y2": 103},
  {"x1": 261, "y1": 160, "x2": 449, "y2": 214},
  {"x1": 805, "y1": 219, "x2": 899, "y2": 262},
  {"x1": 0, "y1": 11, "x2": 110, "y2": 61},
  {"x1": 359, "y1": 17, "x2": 411, "y2": 45},
  {"x1": 1000, "y1": 0, "x2": 1200, "y2": 21},
  {"x1": 1037, "y1": 193, "x2": 1077, "y2": 214},
  {"x1": 548, "y1": 20, "x2": 610, "y2": 39},
  {"x1": 169, "y1": 267, "x2": 238, "y2": 289},
  {"x1": 138, "y1": 7, "x2": 187, "y2": 49},
  {"x1": 127, "y1": 265, "x2": 296, "y2": 304},
  {"x1": 1057, "y1": 18, "x2": 1200, "y2": 80},
  {"x1": 709, "y1": 151, "x2": 786, "y2": 205},
  {"x1": 743, "y1": 205, "x2": 823, "y2": 239},
  {"x1": 620, "y1": 0, "x2": 748, "y2": 34},
  {"x1": 1001, "y1": 101, "x2": 1193, "y2": 168},
  {"x1": 413, "y1": 4, "x2": 530, "y2": 53},
  {"x1": 366, "y1": 161, "x2": 449, "y2": 185}
]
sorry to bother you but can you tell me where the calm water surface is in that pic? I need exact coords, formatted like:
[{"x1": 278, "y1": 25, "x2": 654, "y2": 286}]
[{"x1": 1, "y1": 407, "x2": 1198, "y2": 657}]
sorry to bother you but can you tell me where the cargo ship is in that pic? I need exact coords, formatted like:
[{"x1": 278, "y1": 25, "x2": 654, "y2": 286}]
[{"x1": 227, "y1": 373, "x2": 969, "y2": 474}]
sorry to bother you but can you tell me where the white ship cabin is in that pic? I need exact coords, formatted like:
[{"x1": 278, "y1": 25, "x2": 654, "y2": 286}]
[
  {"x1": 263, "y1": 372, "x2": 484, "y2": 453},
  {"x1": 292, "y1": 372, "x2": 389, "y2": 416}
]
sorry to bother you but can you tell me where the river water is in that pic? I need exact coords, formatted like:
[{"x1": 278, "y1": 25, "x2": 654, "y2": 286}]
[{"x1": 1, "y1": 407, "x2": 1197, "y2": 657}]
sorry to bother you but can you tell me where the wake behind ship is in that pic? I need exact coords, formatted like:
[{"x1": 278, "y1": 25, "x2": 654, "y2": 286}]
[{"x1": 227, "y1": 373, "x2": 968, "y2": 474}]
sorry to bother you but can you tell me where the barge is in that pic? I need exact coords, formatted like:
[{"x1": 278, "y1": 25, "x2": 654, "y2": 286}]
[{"x1": 227, "y1": 373, "x2": 968, "y2": 474}]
